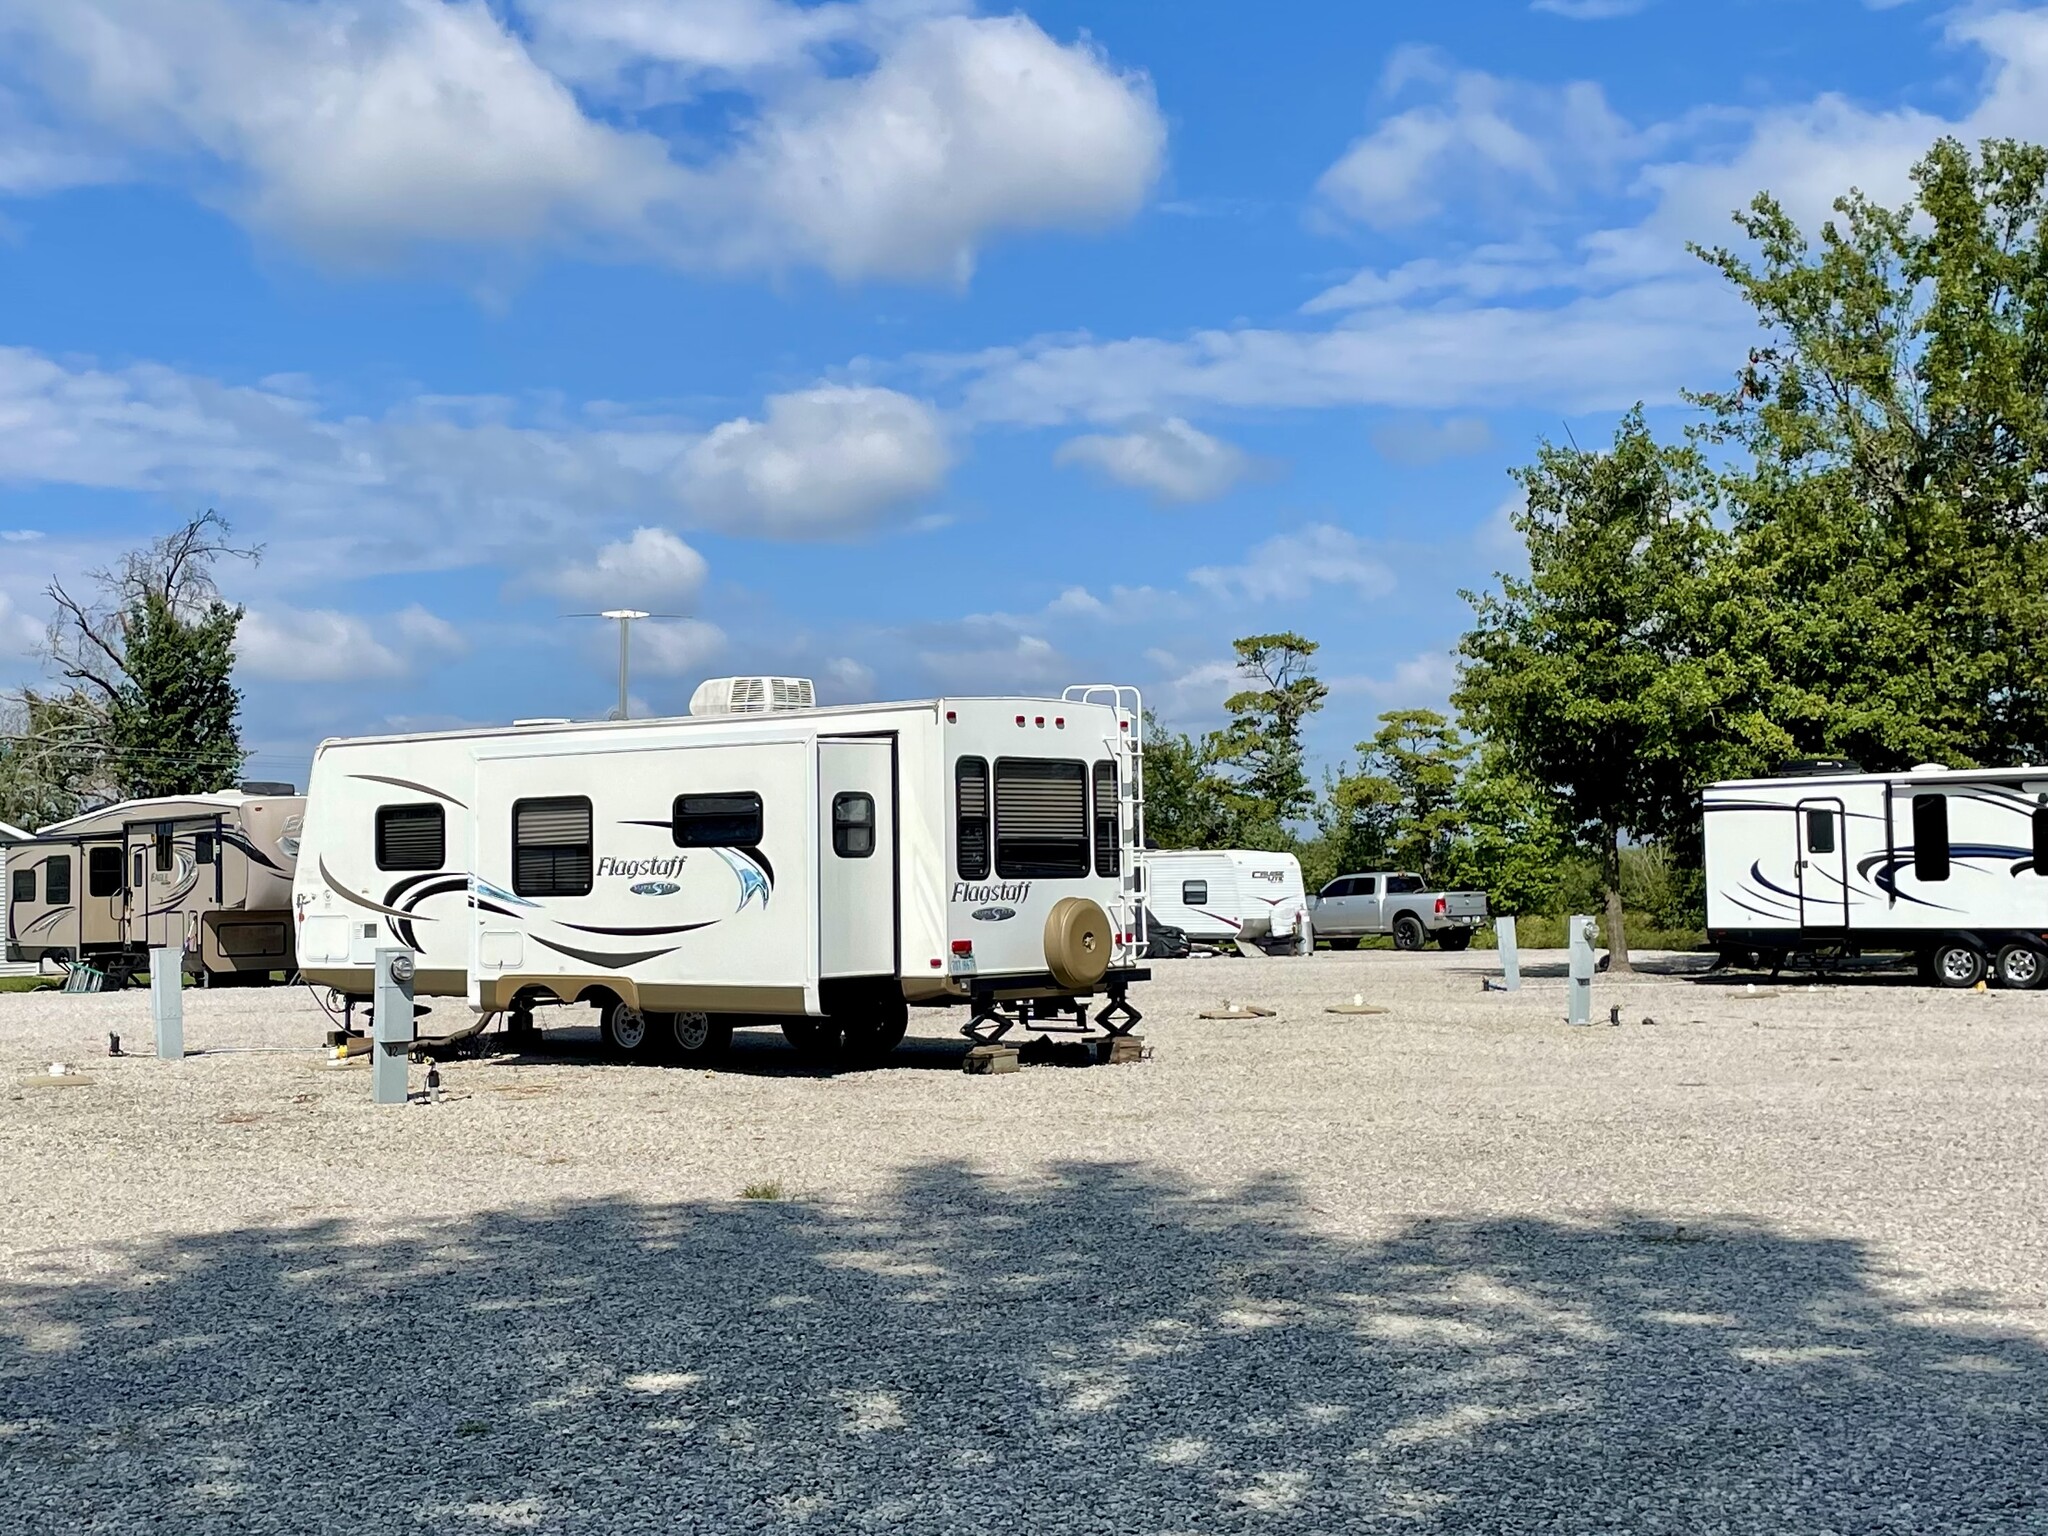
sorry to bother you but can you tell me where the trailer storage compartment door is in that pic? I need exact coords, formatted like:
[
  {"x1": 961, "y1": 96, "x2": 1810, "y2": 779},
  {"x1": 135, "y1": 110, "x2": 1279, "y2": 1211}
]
[{"x1": 818, "y1": 738, "x2": 896, "y2": 979}]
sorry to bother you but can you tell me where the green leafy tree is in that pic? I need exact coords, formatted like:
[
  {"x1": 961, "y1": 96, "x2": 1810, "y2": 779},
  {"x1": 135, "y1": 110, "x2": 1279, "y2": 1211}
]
[
  {"x1": 1206, "y1": 633, "x2": 1327, "y2": 847},
  {"x1": 1139, "y1": 711, "x2": 1233, "y2": 851},
  {"x1": 1692, "y1": 136, "x2": 2048, "y2": 769},
  {"x1": 1455, "y1": 409, "x2": 1746, "y2": 970},
  {"x1": 1324, "y1": 709, "x2": 1471, "y2": 883},
  {"x1": 1438, "y1": 751, "x2": 1578, "y2": 919},
  {"x1": 44, "y1": 511, "x2": 256, "y2": 799},
  {"x1": 0, "y1": 692, "x2": 101, "y2": 829}
]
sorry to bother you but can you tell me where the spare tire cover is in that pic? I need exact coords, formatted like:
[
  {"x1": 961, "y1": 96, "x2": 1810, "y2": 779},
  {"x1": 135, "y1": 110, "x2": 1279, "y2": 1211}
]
[{"x1": 1044, "y1": 896, "x2": 1112, "y2": 990}]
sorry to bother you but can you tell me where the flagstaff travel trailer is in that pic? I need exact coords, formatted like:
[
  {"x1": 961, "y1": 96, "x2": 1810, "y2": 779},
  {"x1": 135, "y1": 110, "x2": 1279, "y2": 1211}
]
[
  {"x1": 291, "y1": 680, "x2": 1150, "y2": 1060},
  {"x1": 1704, "y1": 761, "x2": 2048, "y2": 987},
  {"x1": 1141, "y1": 849, "x2": 1310, "y2": 953},
  {"x1": 4, "y1": 788, "x2": 304, "y2": 985}
]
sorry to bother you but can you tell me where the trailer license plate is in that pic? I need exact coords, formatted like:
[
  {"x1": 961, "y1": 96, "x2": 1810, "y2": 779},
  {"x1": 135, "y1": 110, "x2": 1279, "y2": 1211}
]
[{"x1": 949, "y1": 954, "x2": 977, "y2": 977}]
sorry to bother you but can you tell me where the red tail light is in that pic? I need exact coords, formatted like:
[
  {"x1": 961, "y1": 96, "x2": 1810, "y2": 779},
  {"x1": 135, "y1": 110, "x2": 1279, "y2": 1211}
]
[
  {"x1": 951, "y1": 940, "x2": 974, "y2": 955},
  {"x1": 1434, "y1": 897, "x2": 1447, "y2": 915}
]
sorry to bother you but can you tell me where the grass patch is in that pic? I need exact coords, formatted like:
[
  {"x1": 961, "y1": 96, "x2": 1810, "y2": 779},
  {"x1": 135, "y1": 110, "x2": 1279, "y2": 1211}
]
[
  {"x1": 1470, "y1": 916, "x2": 1707, "y2": 952},
  {"x1": 0, "y1": 977, "x2": 60, "y2": 993},
  {"x1": 740, "y1": 1180, "x2": 788, "y2": 1202}
]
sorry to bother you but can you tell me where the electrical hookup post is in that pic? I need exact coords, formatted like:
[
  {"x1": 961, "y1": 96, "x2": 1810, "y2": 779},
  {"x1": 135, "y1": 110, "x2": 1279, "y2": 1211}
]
[
  {"x1": 150, "y1": 948, "x2": 183, "y2": 1060},
  {"x1": 1566, "y1": 915, "x2": 1597, "y2": 1026},
  {"x1": 1496, "y1": 916, "x2": 1521, "y2": 991},
  {"x1": 372, "y1": 948, "x2": 416, "y2": 1105}
]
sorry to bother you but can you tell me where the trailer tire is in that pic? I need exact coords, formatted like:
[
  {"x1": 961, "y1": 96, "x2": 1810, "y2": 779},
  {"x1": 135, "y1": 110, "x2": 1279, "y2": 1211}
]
[
  {"x1": 1392, "y1": 914, "x2": 1427, "y2": 952},
  {"x1": 1044, "y1": 897, "x2": 1112, "y2": 990},
  {"x1": 1930, "y1": 939, "x2": 1987, "y2": 990},
  {"x1": 1437, "y1": 929, "x2": 1472, "y2": 952},
  {"x1": 1995, "y1": 943, "x2": 2047, "y2": 991},
  {"x1": 599, "y1": 997, "x2": 655, "y2": 1058},
  {"x1": 782, "y1": 1020, "x2": 842, "y2": 1061},
  {"x1": 660, "y1": 1010, "x2": 733, "y2": 1062}
]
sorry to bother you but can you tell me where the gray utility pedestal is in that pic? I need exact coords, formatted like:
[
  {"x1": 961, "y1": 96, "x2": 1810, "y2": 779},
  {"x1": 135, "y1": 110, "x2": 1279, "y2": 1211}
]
[
  {"x1": 1496, "y1": 916, "x2": 1521, "y2": 991},
  {"x1": 150, "y1": 948, "x2": 183, "y2": 1060},
  {"x1": 1566, "y1": 915, "x2": 1597, "y2": 1026},
  {"x1": 372, "y1": 948, "x2": 417, "y2": 1106}
]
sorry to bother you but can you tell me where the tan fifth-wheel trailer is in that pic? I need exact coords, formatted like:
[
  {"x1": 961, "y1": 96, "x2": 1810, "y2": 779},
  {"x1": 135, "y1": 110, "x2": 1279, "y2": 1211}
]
[{"x1": 3, "y1": 786, "x2": 305, "y2": 985}]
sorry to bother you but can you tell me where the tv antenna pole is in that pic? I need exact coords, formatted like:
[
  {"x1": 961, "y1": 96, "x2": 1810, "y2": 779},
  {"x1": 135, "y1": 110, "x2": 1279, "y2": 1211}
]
[{"x1": 568, "y1": 610, "x2": 682, "y2": 720}]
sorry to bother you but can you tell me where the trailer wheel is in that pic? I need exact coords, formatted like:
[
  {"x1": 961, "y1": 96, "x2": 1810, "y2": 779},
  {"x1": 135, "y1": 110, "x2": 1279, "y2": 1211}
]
[
  {"x1": 1392, "y1": 915, "x2": 1427, "y2": 952},
  {"x1": 1930, "y1": 939, "x2": 1987, "y2": 990},
  {"x1": 1437, "y1": 929, "x2": 1472, "y2": 952},
  {"x1": 599, "y1": 997, "x2": 655, "y2": 1058},
  {"x1": 660, "y1": 1010, "x2": 733, "y2": 1062},
  {"x1": 1995, "y1": 943, "x2": 2046, "y2": 991},
  {"x1": 781, "y1": 1020, "x2": 842, "y2": 1061}
]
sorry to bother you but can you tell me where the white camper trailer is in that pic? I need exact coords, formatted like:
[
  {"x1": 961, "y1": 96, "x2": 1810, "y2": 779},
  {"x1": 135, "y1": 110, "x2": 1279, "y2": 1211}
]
[
  {"x1": 1704, "y1": 761, "x2": 2048, "y2": 988},
  {"x1": 1141, "y1": 849, "x2": 1310, "y2": 953},
  {"x1": 292, "y1": 681, "x2": 1150, "y2": 1060},
  {"x1": 4, "y1": 788, "x2": 304, "y2": 984}
]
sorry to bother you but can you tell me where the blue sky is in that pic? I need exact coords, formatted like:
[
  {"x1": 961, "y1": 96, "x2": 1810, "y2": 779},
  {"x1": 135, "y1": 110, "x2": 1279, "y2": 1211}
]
[{"x1": 0, "y1": 0, "x2": 2035, "y2": 790}]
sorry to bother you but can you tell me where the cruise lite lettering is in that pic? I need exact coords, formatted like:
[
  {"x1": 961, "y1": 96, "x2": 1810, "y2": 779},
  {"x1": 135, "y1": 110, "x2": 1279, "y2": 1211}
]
[{"x1": 952, "y1": 882, "x2": 1032, "y2": 905}]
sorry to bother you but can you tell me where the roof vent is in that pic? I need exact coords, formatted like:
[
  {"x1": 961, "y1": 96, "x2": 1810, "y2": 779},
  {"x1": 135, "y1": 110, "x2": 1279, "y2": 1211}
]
[
  {"x1": 1770, "y1": 758, "x2": 1862, "y2": 779},
  {"x1": 237, "y1": 780, "x2": 297, "y2": 796},
  {"x1": 689, "y1": 676, "x2": 815, "y2": 717}
]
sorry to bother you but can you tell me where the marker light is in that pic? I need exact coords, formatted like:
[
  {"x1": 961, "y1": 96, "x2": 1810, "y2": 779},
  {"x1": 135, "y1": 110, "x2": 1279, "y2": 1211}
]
[{"x1": 951, "y1": 940, "x2": 974, "y2": 955}]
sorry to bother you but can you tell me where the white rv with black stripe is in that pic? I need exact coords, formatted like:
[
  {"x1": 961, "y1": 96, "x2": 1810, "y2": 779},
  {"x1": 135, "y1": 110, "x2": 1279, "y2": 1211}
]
[{"x1": 1704, "y1": 762, "x2": 2048, "y2": 987}]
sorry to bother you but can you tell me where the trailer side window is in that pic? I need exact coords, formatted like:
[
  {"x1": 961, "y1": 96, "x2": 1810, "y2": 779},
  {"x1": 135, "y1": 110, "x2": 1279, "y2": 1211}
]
[
  {"x1": 88, "y1": 847, "x2": 122, "y2": 898},
  {"x1": 195, "y1": 831, "x2": 216, "y2": 866},
  {"x1": 376, "y1": 805, "x2": 446, "y2": 871},
  {"x1": 1911, "y1": 794, "x2": 1950, "y2": 882},
  {"x1": 513, "y1": 797, "x2": 593, "y2": 897},
  {"x1": 10, "y1": 868, "x2": 32, "y2": 902},
  {"x1": 2036, "y1": 808, "x2": 2048, "y2": 876},
  {"x1": 832, "y1": 793, "x2": 875, "y2": 858},
  {"x1": 956, "y1": 757, "x2": 990, "y2": 881},
  {"x1": 155, "y1": 828, "x2": 174, "y2": 872},
  {"x1": 45, "y1": 855, "x2": 70, "y2": 905},
  {"x1": 132, "y1": 849, "x2": 145, "y2": 890},
  {"x1": 994, "y1": 759, "x2": 1088, "y2": 878},
  {"x1": 1183, "y1": 880, "x2": 1208, "y2": 905},
  {"x1": 1805, "y1": 808, "x2": 1836, "y2": 855},
  {"x1": 673, "y1": 793, "x2": 763, "y2": 848},
  {"x1": 1092, "y1": 761, "x2": 1120, "y2": 879}
]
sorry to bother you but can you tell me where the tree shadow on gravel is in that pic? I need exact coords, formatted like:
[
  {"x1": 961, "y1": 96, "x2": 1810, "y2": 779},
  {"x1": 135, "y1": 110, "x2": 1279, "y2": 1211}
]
[{"x1": 2, "y1": 1166, "x2": 2042, "y2": 1534}]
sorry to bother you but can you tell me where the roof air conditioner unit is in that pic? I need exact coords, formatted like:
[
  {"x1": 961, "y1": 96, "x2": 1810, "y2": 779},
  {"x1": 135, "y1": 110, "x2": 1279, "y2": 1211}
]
[{"x1": 689, "y1": 676, "x2": 816, "y2": 717}]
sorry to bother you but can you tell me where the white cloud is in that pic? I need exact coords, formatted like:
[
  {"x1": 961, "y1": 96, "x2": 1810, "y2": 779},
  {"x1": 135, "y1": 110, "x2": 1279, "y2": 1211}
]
[
  {"x1": 1369, "y1": 415, "x2": 1494, "y2": 467},
  {"x1": 1190, "y1": 525, "x2": 1395, "y2": 605},
  {"x1": 542, "y1": 526, "x2": 709, "y2": 607},
  {"x1": 0, "y1": 589, "x2": 43, "y2": 659},
  {"x1": 630, "y1": 618, "x2": 727, "y2": 677},
  {"x1": 1, "y1": 529, "x2": 45, "y2": 542},
  {"x1": 0, "y1": 1, "x2": 1163, "y2": 283},
  {"x1": 1334, "y1": 649, "x2": 1459, "y2": 707},
  {"x1": 915, "y1": 630, "x2": 1070, "y2": 693},
  {"x1": 820, "y1": 655, "x2": 877, "y2": 701},
  {"x1": 1316, "y1": 46, "x2": 1638, "y2": 229},
  {"x1": 1532, "y1": 0, "x2": 1651, "y2": 18},
  {"x1": 1053, "y1": 418, "x2": 1251, "y2": 504},
  {"x1": 236, "y1": 603, "x2": 465, "y2": 682},
  {"x1": 677, "y1": 385, "x2": 950, "y2": 538},
  {"x1": 1144, "y1": 653, "x2": 1239, "y2": 728}
]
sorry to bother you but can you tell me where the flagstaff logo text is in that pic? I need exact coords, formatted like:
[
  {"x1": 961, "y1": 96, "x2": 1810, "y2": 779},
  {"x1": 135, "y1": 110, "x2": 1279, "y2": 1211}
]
[
  {"x1": 952, "y1": 881, "x2": 1032, "y2": 905},
  {"x1": 598, "y1": 856, "x2": 688, "y2": 881}
]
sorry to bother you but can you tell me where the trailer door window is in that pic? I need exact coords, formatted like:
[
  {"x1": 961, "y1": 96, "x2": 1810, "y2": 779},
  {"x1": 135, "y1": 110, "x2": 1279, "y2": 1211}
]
[
  {"x1": 513, "y1": 797, "x2": 593, "y2": 897},
  {"x1": 1092, "y1": 761, "x2": 1120, "y2": 878},
  {"x1": 10, "y1": 868, "x2": 32, "y2": 903},
  {"x1": 195, "y1": 831, "x2": 216, "y2": 866},
  {"x1": 156, "y1": 827, "x2": 174, "y2": 872},
  {"x1": 994, "y1": 758, "x2": 1088, "y2": 878},
  {"x1": 832, "y1": 793, "x2": 875, "y2": 858},
  {"x1": 956, "y1": 758, "x2": 990, "y2": 881},
  {"x1": 45, "y1": 856, "x2": 70, "y2": 905},
  {"x1": 377, "y1": 804, "x2": 446, "y2": 871},
  {"x1": 132, "y1": 849, "x2": 145, "y2": 890},
  {"x1": 88, "y1": 847, "x2": 122, "y2": 898},
  {"x1": 1182, "y1": 880, "x2": 1208, "y2": 905},
  {"x1": 673, "y1": 793, "x2": 763, "y2": 848},
  {"x1": 1911, "y1": 794, "x2": 1950, "y2": 882},
  {"x1": 1804, "y1": 808, "x2": 1836, "y2": 855},
  {"x1": 2035, "y1": 808, "x2": 2048, "y2": 876}
]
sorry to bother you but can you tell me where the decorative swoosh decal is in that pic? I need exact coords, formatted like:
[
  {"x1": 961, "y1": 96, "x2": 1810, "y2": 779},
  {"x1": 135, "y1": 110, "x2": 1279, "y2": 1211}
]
[
  {"x1": 529, "y1": 934, "x2": 679, "y2": 969},
  {"x1": 219, "y1": 829, "x2": 286, "y2": 872},
  {"x1": 349, "y1": 774, "x2": 468, "y2": 808},
  {"x1": 318, "y1": 856, "x2": 426, "y2": 920},
  {"x1": 556, "y1": 920, "x2": 716, "y2": 937}
]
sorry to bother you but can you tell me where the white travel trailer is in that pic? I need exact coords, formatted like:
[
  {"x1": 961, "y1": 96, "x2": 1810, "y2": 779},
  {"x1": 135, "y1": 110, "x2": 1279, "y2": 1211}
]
[
  {"x1": 292, "y1": 681, "x2": 1150, "y2": 1060},
  {"x1": 1704, "y1": 761, "x2": 2048, "y2": 988},
  {"x1": 4, "y1": 788, "x2": 304, "y2": 984},
  {"x1": 1142, "y1": 849, "x2": 1310, "y2": 952}
]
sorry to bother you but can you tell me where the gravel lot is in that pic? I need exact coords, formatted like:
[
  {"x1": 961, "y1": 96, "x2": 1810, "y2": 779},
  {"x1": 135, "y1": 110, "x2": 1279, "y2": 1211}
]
[{"x1": 3, "y1": 950, "x2": 2045, "y2": 1533}]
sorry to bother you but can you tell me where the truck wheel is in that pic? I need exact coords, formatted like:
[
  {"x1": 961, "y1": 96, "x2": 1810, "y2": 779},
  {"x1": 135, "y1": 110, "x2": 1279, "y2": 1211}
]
[
  {"x1": 660, "y1": 1010, "x2": 733, "y2": 1062},
  {"x1": 1325, "y1": 937, "x2": 1360, "y2": 952},
  {"x1": 1437, "y1": 929, "x2": 1472, "y2": 952},
  {"x1": 599, "y1": 997, "x2": 654, "y2": 1058},
  {"x1": 1995, "y1": 943, "x2": 2046, "y2": 991},
  {"x1": 1930, "y1": 940, "x2": 1987, "y2": 990},
  {"x1": 1392, "y1": 915, "x2": 1426, "y2": 952}
]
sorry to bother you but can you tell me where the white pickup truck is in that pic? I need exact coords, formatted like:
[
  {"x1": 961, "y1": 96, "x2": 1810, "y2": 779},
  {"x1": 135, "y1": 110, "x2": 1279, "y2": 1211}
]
[{"x1": 1310, "y1": 872, "x2": 1489, "y2": 952}]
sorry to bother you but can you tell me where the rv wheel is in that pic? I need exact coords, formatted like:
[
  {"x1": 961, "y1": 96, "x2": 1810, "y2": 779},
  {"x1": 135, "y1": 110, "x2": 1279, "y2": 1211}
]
[
  {"x1": 599, "y1": 998, "x2": 655, "y2": 1058},
  {"x1": 662, "y1": 1010, "x2": 734, "y2": 1062},
  {"x1": 1392, "y1": 915, "x2": 1427, "y2": 952},
  {"x1": 781, "y1": 1020, "x2": 842, "y2": 1061},
  {"x1": 1995, "y1": 943, "x2": 2046, "y2": 991},
  {"x1": 1930, "y1": 940, "x2": 1987, "y2": 990}
]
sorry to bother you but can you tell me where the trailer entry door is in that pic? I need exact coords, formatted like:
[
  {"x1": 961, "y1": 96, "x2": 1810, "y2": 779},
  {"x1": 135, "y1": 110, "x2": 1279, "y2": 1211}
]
[
  {"x1": 1795, "y1": 797, "x2": 1849, "y2": 930},
  {"x1": 818, "y1": 738, "x2": 896, "y2": 979}
]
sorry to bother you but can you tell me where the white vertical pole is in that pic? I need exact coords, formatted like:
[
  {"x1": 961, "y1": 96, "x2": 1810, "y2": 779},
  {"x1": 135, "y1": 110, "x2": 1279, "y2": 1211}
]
[
  {"x1": 151, "y1": 949, "x2": 183, "y2": 1060},
  {"x1": 617, "y1": 616, "x2": 631, "y2": 721},
  {"x1": 1567, "y1": 915, "x2": 1596, "y2": 1025},
  {"x1": 1497, "y1": 916, "x2": 1520, "y2": 991}
]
